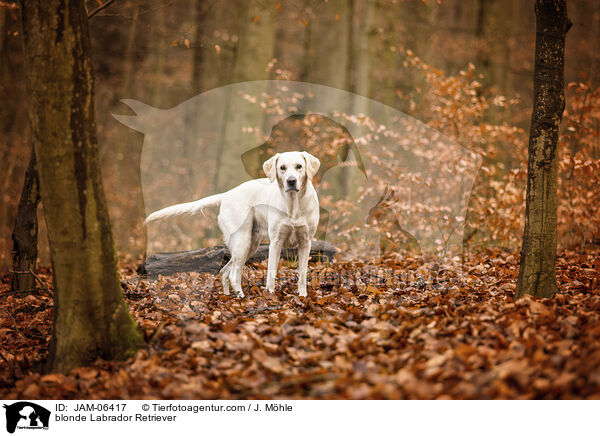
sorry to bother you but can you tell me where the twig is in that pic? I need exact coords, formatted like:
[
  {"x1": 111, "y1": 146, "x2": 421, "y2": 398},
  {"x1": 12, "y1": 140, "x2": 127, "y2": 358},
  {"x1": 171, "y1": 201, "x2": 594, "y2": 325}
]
[
  {"x1": 0, "y1": 349, "x2": 9, "y2": 364},
  {"x1": 9, "y1": 269, "x2": 31, "y2": 274},
  {"x1": 0, "y1": 289, "x2": 45, "y2": 297},
  {"x1": 156, "y1": 307, "x2": 180, "y2": 319},
  {"x1": 234, "y1": 373, "x2": 339, "y2": 398},
  {"x1": 0, "y1": 308, "x2": 26, "y2": 340},
  {"x1": 8, "y1": 269, "x2": 52, "y2": 297},
  {"x1": 148, "y1": 298, "x2": 182, "y2": 321},
  {"x1": 88, "y1": 0, "x2": 116, "y2": 19},
  {"x1": 149, "y1": 320, "x2": 167, "y2": 343},
  {"x1": 486, "y1": 275, "x2": 505, "y2": 288},
  {"x1": 30, "y1": 270, "x2": 52, "y2": 297}
]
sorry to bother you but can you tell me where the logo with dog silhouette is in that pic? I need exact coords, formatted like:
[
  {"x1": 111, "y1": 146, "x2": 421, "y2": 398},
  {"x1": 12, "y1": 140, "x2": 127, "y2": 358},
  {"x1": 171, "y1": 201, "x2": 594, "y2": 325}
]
[
  {"x1": 3, "y1": 402, "x2": 50, "y2": 433},
  {"x1": 114, "y1": 80, "x2": 480, "y2": 267}
]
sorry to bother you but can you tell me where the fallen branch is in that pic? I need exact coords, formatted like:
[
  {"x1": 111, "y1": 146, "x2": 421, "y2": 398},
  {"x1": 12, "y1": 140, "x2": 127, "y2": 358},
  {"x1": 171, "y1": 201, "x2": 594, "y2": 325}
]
[
  {"x1": 0, "y1": 308, "x2": 25, "y2": 340},
  {"x1": 8, "y1": 269, "x2": 52, "y2": 297},
  {"x1": 88, "y1": 0, "x2": 116, "y2": 19},
  {"x1": 0, "y1": 349, "x2": 9, "y2": 364},
  {"x1": 138, "y1": 240, "x2": 337, "y2": 278}
]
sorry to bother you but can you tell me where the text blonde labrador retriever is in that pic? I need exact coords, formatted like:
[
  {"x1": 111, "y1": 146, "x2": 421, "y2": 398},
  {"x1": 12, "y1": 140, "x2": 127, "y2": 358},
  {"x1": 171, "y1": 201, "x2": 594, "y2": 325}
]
[{"x1": 144, "y1": 151, "x2": 320, "y2": 297}]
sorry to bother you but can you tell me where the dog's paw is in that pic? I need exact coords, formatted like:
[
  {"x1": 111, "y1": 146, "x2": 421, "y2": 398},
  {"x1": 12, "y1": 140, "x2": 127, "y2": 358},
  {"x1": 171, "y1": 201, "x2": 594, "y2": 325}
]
[
  {"x1": 298, "y1": 290, "x2": 307, "y2": 298},
  {"x1": 234, "y1": 290, "x2": 245, "y2": 298}
]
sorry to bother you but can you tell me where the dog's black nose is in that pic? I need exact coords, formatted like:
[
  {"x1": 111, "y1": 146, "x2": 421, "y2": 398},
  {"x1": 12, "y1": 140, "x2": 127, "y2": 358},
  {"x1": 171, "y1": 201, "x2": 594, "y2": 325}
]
[{"x1": 287, "y1": 177, "x2": 297, "y2": 186}]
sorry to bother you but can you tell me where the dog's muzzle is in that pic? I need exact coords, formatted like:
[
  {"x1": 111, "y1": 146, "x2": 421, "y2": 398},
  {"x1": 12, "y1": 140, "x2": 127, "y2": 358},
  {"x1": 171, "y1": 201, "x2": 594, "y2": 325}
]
[{"x1": 285, "y1": 177, "x2": 299, "y2": 192}]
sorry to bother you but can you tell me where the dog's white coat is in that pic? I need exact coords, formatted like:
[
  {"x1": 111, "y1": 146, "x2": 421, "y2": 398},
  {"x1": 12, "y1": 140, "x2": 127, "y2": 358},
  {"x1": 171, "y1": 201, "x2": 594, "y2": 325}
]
[{"x1": 144, "y1": 151, "x2": 321, "y2": 297}]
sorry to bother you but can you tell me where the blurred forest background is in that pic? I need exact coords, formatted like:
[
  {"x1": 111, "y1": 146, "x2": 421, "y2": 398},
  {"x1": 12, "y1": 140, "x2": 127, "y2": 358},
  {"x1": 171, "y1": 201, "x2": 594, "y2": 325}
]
[{"x1": 1, "y1": 0, "x2": 599, "y2": 269}]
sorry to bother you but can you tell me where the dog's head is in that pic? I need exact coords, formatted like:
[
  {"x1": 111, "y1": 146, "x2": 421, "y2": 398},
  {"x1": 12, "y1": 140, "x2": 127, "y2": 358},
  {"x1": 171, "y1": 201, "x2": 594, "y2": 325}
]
[{"x1": 263, "y1": 151, "x2": 320, "y2": 193}]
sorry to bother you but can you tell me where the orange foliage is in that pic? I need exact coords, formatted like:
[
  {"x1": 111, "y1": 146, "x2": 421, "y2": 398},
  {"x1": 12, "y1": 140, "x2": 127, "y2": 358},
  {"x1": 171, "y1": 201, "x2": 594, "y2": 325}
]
[{"x1": 402, "y1": 52, "x2": 600, "y2": 252}]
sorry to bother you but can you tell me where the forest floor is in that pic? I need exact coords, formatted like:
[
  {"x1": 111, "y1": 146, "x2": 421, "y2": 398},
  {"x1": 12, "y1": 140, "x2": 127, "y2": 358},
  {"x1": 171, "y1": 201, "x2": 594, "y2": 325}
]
[{"x1": 1, "y1": 248, "x2": 599, "y2": 399}]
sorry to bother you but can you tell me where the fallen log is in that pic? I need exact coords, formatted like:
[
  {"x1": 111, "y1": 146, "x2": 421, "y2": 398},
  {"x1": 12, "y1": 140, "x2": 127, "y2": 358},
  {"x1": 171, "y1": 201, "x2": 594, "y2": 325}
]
[{"x1": 138, "y1": 240, "x2": 337, "y2": 278}]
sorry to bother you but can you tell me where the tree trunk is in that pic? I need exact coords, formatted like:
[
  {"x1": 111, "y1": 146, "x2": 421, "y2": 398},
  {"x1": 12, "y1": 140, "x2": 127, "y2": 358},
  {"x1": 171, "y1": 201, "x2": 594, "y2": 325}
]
[
  {"x1": 192, "y1": 0, "x2": 210, "y2": 92},
  {"x1": 214, "y1": 0, "x2": 277, "y2": 192},
  {"x1": 352, "y1": 0, "x2": 374, "y2": 103},
  {"x1": 20, "y1": 0, "x2": 143, "y2": 373},
  {"x1": 192, "y1": 0, "x2": 242, "y2": 93},
  {"x1": 516, "y1": 0, "x2": 571, "y2": 299},
  {"x1": 121, "y1": 2, "x2": 139, "y2": 94},
  {"x1": 303, "y1": 0, "x2": 352, "y2": 199},
  {"x1": 152, "y1": 4, "x2": 167, "y2": 107},
  {"x1": 0, "y1": 6, "x2": 6, "y2": 58},
  {"x1": 11, "y1": 147, "x2": 40, "y2": 293},
  {"x1": 304, "y1": 0, "x2": 351, "y2": 91}
]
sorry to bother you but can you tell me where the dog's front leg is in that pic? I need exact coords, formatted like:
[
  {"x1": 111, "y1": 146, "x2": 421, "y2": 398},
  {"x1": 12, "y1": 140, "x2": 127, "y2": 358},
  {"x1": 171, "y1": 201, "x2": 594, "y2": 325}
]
[
  {"x1": 266, "y1": 239, "x2": 283, "y2": 293},
  {"x1": 297, "y1": 240, "x2": 311, "y2": 297}
]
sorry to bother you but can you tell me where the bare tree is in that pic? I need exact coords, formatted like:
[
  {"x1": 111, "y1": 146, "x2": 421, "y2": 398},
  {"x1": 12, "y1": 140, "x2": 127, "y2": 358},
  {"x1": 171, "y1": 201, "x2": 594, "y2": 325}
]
[
  {"x1": 516, "y1": 0, "x2": 571, "y2": 298},
  {"x1": 20, "y1": 0, "x2": 143, "y2": 372}
]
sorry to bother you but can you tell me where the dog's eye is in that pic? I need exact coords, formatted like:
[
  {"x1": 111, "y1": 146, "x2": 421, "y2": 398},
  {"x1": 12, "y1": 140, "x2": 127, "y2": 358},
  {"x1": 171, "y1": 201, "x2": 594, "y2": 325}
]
[
  {"x1": 296, "y1": 164, "x2": 302, "y2": 170},
  {"x1": 280, "y1": 165, "x2": 286, "y2": 171}
]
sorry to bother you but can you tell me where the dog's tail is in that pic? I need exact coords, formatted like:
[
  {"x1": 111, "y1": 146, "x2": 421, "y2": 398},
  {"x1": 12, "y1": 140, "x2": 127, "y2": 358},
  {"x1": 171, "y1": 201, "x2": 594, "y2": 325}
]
[{"x1": 144, "y1": 193, "x2": 223, "y2": 225}]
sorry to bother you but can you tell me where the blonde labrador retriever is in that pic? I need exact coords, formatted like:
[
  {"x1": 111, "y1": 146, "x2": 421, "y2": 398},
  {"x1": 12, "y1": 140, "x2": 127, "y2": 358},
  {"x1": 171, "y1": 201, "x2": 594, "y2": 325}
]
[{"x1": 144, "y1": 151, "x2": 321, "y2": 298}]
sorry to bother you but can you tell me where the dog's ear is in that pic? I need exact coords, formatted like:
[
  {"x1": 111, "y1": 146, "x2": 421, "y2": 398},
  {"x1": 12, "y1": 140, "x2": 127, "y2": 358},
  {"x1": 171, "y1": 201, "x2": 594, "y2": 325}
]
[
  {"x1": 303, "y1": 152, "x2": 321, "y2": 180},
  {"x1": 262, "y1": 153, "x2": 280, "y2": 183}
]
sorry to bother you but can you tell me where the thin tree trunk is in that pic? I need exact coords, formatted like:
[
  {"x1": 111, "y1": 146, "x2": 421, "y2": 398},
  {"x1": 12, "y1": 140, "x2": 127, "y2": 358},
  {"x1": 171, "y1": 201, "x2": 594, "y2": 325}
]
[
  {"x1": 193, "y1": 0, "x2": 240, "y2": 93},
  {"x1": 516, "y1": 0, "x2": 571, "y2": 299},
  {"x1": 11, "y1": 146, "x2": 40, "y2": 293},
  {"x1": 121, "y1": 3, "x2": 139, "y2": 94},
  {"x1": 305, "y1": 0, "x2": 351, "y2": 90},
  {"x1": 214, "y1": 0, "x2": 277, "y2": 192},
  {"x1": 192, "y1": 0, "x2": 209, "y2": 92},
  {"x1": 20, "y1": 0, "x2": 143, "y2": 373},
  {"x1": 304, "y1": 0, "x2": 352, "y2": 199},
  {"x1": 0, "y1": 6, "x2": 6, "y2": 58},
  {"x1": 152, "y1": 4, "x2": 167, "y2": 106},
  {"x1": 352, "y1": 0, "x2": 374, "y2": 103}
]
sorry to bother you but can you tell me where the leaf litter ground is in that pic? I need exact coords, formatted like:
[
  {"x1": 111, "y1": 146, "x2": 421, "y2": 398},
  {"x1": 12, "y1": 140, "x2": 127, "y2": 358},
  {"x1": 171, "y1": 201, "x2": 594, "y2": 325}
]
[{"x1": 1, "y1": 248, "x2": 599, "y2": 399}]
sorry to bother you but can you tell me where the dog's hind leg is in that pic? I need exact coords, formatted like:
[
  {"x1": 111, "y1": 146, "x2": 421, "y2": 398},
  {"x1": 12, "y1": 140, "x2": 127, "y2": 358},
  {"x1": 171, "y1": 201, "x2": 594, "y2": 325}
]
[
  {"x1": 219, "y1": 206, "x2": 258, "y2": 297},
  {"x1": 244, "y1": 221, "x2": 263, "y2": 264},
  {"x1": 242, "y1": 232, "x2": 262, "y2": 293},
  {"x1": 227, "y1": 213, "x2": 255, "y2": 298},
  {"x1": 219, "y1": 260, "x2": 232, "y2": 295},
  {"x1": 229, "y1": 235, "x2": 252, "y2": 298}
]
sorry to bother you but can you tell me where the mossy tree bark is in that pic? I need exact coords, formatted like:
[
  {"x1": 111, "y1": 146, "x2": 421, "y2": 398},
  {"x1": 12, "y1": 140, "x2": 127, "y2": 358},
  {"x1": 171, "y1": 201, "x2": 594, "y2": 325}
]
[
  {"x1": 10, "y1": 146, "x2": 40, "y2": 293},
  {"x1": 20, "y1": 0, "x2": 144, "y2": 373},
  {"x1": 516, "y1": 0, "x2": 571, "y2": 299}
]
